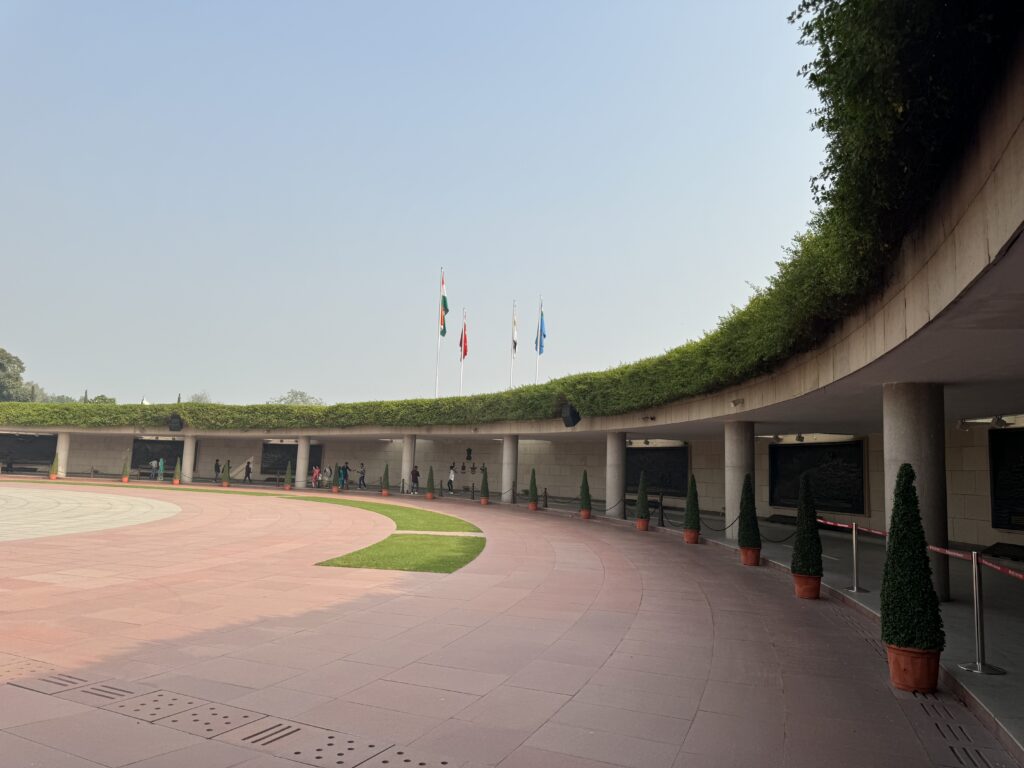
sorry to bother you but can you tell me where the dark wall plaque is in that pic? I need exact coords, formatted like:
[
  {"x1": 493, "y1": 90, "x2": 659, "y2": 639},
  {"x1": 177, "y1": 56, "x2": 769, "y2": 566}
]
[
  {"x1": 626, "y1": 445, "x2": 689, "y2": 496},
  {"x1": 769, "y1": 440, "x2": 865, "y2": 514},
  {"x1": 989, "y1": 428, "x2": 1024, "y2": 531}
]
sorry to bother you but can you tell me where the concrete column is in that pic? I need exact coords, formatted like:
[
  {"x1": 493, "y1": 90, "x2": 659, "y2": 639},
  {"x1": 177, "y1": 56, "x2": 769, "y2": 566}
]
[
  {"x1": 724, "y1": 421, "x2": 755, "y2": 541},
  {"x1": 605, "y1": 432, "x2": 627, "y2": 518},
  {"x1": 883, "y1": 383, "x2": 949, "y2": 601},
  {"x1": 55, "y1": 432, "x2": 70, "y2": 478},
  {"x1": 501, "y1": 435, "x2": 519, "y2": 503},
  {"x1": 295, "y1": 437, "x2": 311, "y2": 489},
  {"x1": 401, "y1": 435, "x2": 416, "y2": 494},
  {"x1": 181, "y1": 435, "x2": 196, "y2": 483}
]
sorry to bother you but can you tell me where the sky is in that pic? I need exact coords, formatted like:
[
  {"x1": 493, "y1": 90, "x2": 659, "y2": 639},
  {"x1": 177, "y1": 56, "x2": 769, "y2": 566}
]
[{"x1": 0, "y1": 1, "x2": 824, "y2": 405}]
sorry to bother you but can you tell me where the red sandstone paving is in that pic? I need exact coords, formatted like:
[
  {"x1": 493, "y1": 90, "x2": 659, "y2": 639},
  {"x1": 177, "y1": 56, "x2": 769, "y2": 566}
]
[{"x1": 0, "y1": 481, "x2": 1002, "y2": 767}]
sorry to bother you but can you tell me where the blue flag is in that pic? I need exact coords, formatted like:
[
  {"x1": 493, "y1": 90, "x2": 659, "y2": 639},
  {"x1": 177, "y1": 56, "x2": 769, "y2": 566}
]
[{"x1": 535, "y1": 310, "x2": 546, "y2": 355}]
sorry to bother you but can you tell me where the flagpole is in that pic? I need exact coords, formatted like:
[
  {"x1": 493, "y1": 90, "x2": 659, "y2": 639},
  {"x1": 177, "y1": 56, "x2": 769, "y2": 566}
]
[
  {"x1": 509, "y1": 300, "x2": 516, "y2": 390},
  {"x1": 434, "y1": 267, "x2": 443, "y2": 398},
  {"x1": 535, "y1": 296, "x2": 543, "y2": 384},
  {"x1": 459, "y1": 308, "x2": 466, "y2": 397}
]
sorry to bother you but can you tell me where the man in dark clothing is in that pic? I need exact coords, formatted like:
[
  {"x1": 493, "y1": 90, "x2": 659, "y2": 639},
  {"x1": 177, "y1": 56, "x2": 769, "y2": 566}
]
[
  {"x1": 213, "y1": 459, "x2": 221, "y2": 483},
  {"x1": 410, "y1": 465, "x2": 420, "y2": 494},
  {"x1": 358, "y1": 463, "x2": 366, "y2": 489},
  {"x1": 244, "y1": 461, "x2": 253, "y2": 483}
]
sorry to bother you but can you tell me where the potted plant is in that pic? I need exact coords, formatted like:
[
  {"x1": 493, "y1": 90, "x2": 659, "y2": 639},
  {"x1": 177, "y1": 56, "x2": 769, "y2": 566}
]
[
  {"x1": 579, "y1": 470, "x2": 591, "y2": 519},
  {"x1": 121, "y1": 457, "x2": 130, "y2": 483},
  {"x1": 426, "y1": 466, "x2": 436, "y2": 500},
  {"x1": 791, "y1": 473, "x2": 823, "y2": 598},
  {"x1": 528, "y1": 469, "x2": 538, "y2": 510},
  {"x1": 331, "y1": 464, "x2": 341, "y2": 494},
  {"x1": 221, "y1": 460, "x2": 231, "y2": 487},
  {"x1": 49, "y1": 455, "x2": 59, "y2": 481},
  {"x1": 479, "y1": 466, "x2": 490, "y2": 505},
  {"x1": 172, "y1": 457, "x2": 182, "y2": 486},
  {"x1": 635, "y1": 471, "x2": 650, "y2": 531},
  {"x1": 283, "y1": 460, "x2": 293, "y2": 491},
  {"x1": 738, "y1": 474, "x2": 761, "y2": 565},
  {"x1": 881, "y1": 463, "x2": 945, "y2": 692},
  {"x1": 381, "y1": 464, "x2": 390, "y2": 496},
  {"x1": 683, "y1": 474, "x2": 700, "y2": 543}
]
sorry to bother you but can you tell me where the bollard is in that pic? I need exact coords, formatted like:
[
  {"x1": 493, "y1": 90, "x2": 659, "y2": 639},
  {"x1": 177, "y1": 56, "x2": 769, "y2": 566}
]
[
  {"x1": 543, "y1": 488, "x2": 548, "y2": 508},
  {"x1": 959, "y1": 551, "x2": 1006, "y2": 675},
  {"x1": 471, "y1": 483, "x2": 475, "y2": 501},
  {"x1": 658, "y1": 492, "x2": 665, "y2": 527},
  {"x1": 846, "y1": 522, "x2": 869, "y2": 594},
  {"x1": 512, "y1": 480, "x2": 517, "y2": 505}
]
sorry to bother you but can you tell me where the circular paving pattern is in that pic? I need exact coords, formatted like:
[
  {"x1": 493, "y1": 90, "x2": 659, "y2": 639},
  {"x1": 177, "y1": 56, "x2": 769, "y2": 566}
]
[{"x1": 0, "y1": 485, "x2": 180, "y2": 541}]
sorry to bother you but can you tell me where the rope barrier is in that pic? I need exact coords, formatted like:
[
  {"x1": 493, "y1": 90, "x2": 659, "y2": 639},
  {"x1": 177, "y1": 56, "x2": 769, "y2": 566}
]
[
  {"x1": 701, "y1": 516, "x2": 738, "y2": 532},
  {"x1": 759, "y1": 529, "x2": 798, "y2": 544}
]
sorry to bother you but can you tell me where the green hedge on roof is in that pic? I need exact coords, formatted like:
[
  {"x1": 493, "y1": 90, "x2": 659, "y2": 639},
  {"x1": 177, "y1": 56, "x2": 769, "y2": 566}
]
[{"x1": 1, "y1": 1, "x2": 1020, "y2": 433}]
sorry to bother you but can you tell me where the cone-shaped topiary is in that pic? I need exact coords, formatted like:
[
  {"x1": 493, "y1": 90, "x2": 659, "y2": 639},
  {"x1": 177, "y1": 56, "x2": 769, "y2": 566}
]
[
  {"x1": 284, "y1": 460, "x2": 293, "y2": 488},
  {"x1": 221, "y1": 460, "x2": 230, "y2": 485},
  {"x1": 881, "y1": 464, "x2": 945, "y2": 651},
  {"x1": 480, "y1": 466, "x2": 489, "y2": 500},
  {"x1": 427, "y1": 466, "x2": 435, "y2": 495},
  {"x1": 635, "y1": 471, "x2": 650, "y2": 520},
  {"x1": 737, "y1": 474, "x2": 761, "y2": 548},
  {"x1": 50, "y1": 454, "x2": 59, "y2": 478},
  {"x1": 382, "y1": 464, "x2": 390, "y2": 491},
  {"x1": 121, "y1": 457, "x2": 129, "y2": 479},
  {"x1": 683, "y1": 474, "x2": 700, "y2": 531},
  {"x1": 332, "y1": 464, "x2": 340, "y2": 489},
  {"x1": 173, "y1": 457, "x2": 181, "y2": 482},
  {"x1": 579, "y1": 470, "x2": 591, "y2": 511},
  {"x1": 529, "y1": 469, "x2": 538, "y2": 504},
  {"x1": 791, "y1": 473, "x2": 823, "y2": 577}
]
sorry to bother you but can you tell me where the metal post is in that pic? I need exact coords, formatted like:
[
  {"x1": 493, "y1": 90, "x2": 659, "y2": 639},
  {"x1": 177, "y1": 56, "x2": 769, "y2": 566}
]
[
  {"x1": 959, "y1": 551, "x2": 1006, "y2": 675},
  {"x1": 512, "y1": 480, "x2": 517, "y2": 505},
  {"x1": 543, "y1": 488, "x2": 548, "y2": 508},
  {"x1": 846, "y1": 523, "x2": 869, "y2": 594},
  {"x1": 471, "y1": 482, "x2": 475, "y2": 501},
  {"x1": 658, "y1": 491, "x2": 665, "y2": 527}
]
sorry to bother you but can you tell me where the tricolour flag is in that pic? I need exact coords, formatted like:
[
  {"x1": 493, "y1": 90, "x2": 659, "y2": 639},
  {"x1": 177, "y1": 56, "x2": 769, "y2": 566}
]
[
  {"x1": 439, "y1": 271, "x2": 450, "y2": 337},
  {"x1": 459, "y1": 313, "x2": 469, "y2": 361},
  {"x1": 512, "y1": 304, "x2": 518, "y2": 357},
  {"x1": 535, "y1": 307, "x2": 546, "y2": 355}
]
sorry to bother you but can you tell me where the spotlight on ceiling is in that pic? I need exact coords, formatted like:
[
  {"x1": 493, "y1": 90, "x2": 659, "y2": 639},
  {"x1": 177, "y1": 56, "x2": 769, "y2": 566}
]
[
  {"x1": 991, "y1": 416, "x2": 1010, "y2": 429},
  {"x1": 795, "y1": 434, "x2": 805, "y2": 442},
  {"x1": 643, "y1": 439, "x2": 650, "y2": 446},
  {"x1": 957, "y1": 419, "x2": 970, "y2": 432}
]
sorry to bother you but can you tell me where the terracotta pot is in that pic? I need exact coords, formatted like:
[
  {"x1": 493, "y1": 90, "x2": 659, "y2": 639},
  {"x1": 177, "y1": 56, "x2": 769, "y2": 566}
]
[
  {"x1": 425, "y1": 492, "x2": 435, "y2": 500},
  {"x1": 381, "y1": 489, "x2": 390, "y2": 497},
  {"x1": 636, "y1": 518, "x2": 650, "y2": 531},
  {"x1": 480, "y1": 497, "x2": 490, "y2": 506},
  {"x1": 739, "y1": 547, "x2": 761, "y2": 566},
  {"x1": 528, "y1": 501, "x2": 538, "y2": 511},
  {"x1": 683, "y1": 529, "x2": 700, "y2": 544},
  {"x1": 283, "y1": 484, "x2": 292, "y2": 491},
  {"x1": 580, "y1": 509, "x2": 591, "y2": 520},
  {"x1": 121, "y1": 476, "x2": 129, "y2": 484},
  {"x1": 222, "y1": 481, "x2": 230, "y2": 488},
  {"x1": 49, "y1": 473, "x2": 58, "y2": 481},
  {"x1": 792, "y1": 573, "x2": 821, "y2": 599},
  {"x1": 886, "y1": 645, "x2": 940, "y2": 693},
  {"x1": 331, "y1": 486, "x2": 340, "y2": 494},
  {"x1": 172, "y1": 478, "x2": 180, "y2": 486}
]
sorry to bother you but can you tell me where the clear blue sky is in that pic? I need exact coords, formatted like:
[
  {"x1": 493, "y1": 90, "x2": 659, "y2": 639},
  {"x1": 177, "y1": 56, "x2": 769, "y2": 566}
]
[{"x1": 0, "y1": 1, "x2": 823, "y2": 404}]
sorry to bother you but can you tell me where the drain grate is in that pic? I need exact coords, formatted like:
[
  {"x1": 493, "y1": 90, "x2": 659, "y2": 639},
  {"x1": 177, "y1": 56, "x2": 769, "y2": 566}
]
[
  {"x1": 157, "y1": 702, "x2": 263, "y2": 737},
  {"x1": 0, "y1": 658, "x2": 59, "y2": 683},
  {"x1": 921, "y1": 701, "x2": 958, "y2": 722},
  {"x1": 358, "y1": 746, "x2": 456, "y2": 767},
  {"x1": 217, "y1": 718, "x2": 310, "y2": 751},
  {"x1": 104, "y1": 690, "x2": 209, "y2": 721},
  {"x1": 10, "y1": 672, "x2": 92, "y2": 695},
  {"x1": 934, "y1": 721, "x2": 974, "y2": 744},
  {"x1": 55, "y1": 680, "x2": 152, "y2": 706},
  {"x1": 947, "y1": 744, "x2": 1018, "y2": 768},
  {"x1": 277, "y1": 730, "x2": 392, "y2": 767}
]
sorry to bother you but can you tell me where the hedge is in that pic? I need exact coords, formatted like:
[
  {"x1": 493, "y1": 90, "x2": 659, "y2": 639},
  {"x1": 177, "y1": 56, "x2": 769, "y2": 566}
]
[{"x1": 0, "y1": 3, "x2": 1019, "y2": 434}]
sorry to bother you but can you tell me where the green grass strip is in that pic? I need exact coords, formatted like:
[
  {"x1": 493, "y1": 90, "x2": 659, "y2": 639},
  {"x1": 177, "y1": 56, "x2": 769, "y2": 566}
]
[{"x1": 317, "y1": 533, "x2": 486, "y2": 573}]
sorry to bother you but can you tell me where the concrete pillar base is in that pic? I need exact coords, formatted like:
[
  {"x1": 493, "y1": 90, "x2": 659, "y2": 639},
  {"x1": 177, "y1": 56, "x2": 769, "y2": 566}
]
[
  {"x1": 502, "y1": 436, "x2": 519, "y2": 503},
  {"x1": 724, "y1": 422, "x2": 755, "y2": 541},
  {"x1": 401, "y1": 435, "x2": 416, "y2": 494},
  {"x1": 606, "y1": 432, "x2": 626, "y2": 518},
  {"x1": 182, "y1": 435, "x2": 196, "y2": 483},
  {"x1": 55, "y1": 432, "x2": 71, "y2": 478},
  {"x1": 295, "y1": 437, "x2": 311, "y2": 489}
]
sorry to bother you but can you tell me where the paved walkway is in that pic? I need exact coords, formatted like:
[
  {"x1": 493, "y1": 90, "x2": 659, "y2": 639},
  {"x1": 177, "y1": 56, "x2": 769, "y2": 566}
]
[{"x1": 0, "y1": 482, "x2": 1017, "y2": 767}]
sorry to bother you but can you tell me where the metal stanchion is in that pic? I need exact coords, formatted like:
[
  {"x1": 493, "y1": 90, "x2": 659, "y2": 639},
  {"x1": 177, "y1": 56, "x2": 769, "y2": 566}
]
[
  {"x1": 959, "y1": 551, "x2": 1006, "y2": 675},
  {"x1": 512, "y1": 480, "x2": 517, "y2": 505},
  {"x1": 471, "y1": 483, "x2": 475, "y2": 501},
  {"x1": 543, "y1": 488, "x2": 548, "y2": 508},
  {"x1": 846, "y1": 523, "x2": 869, "y2": 594},
  {"x1": 658, "y1": 491, "x2": 665, "y2": 527}
]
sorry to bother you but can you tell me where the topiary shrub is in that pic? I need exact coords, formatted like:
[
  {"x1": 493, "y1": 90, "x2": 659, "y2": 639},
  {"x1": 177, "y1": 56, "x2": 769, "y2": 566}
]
[
  {"x1": 121, "y1": 457, "x2": 129, "y2": 480},
  {"x1": 173, "y1": 457, "x2": 181, "y2": 482},
  {"x1": 579, "y1": 470, "x2": 591, "y2": 511},
  {"x1": 50, "y1": 454, "x2": 58, "y2": 478},
  {"x1": 480, "y1": 466, "x2": 489, "y2": 500},
  {"x1": 284, "y1": 460, "x2": 293, "y2": 488},
  {"x1": 427, "y1": 466, "x2": 435, "y2": 495},
  {"x1": 529, "y1": 469, "x2": 538, "y2": 504},
  {"x1": 332, "y1": 463, "x2": 340, "y2": 490},
  {"x1": 683, "y1": 474, "x2": 700, "y2": 531},
  {"x1": 382, "y1": 463, "x2": 390, "y2": 491},
  {"x1": 881, "y1": 463, "x2": 945, "y2": 651},
  {"x1": 635, "y1": 471, "x2": 650, "y2": 520},
  {"x1": 791, "y1": 472, "x2": 823, "y2": 577},
  {"x1": 221, "y1": 460, "x2": 230, "y2": 485},
  {"x1": 738, "y1": 474, "x2": 761, "y2": 548}
]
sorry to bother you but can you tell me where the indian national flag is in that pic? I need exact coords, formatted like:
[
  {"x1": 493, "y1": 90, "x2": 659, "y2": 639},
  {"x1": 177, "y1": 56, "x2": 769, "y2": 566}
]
[
  {"x1": 459, "y1": 312, "x2": 469, "y2": 361},
  {"x1": 439, "y1": 271, "x2": 450, "y2": 337}
]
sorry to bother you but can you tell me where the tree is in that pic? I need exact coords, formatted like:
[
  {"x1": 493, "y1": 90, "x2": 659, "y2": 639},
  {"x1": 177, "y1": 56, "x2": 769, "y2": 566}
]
[
  {"x1": 791, "y1": 473, "x2": 823, "y2": 577},
  {"x1": 90, "y1": 394, "x2": 116, "y2": 404},
  {"x1": 683, "y1": 474, "x2": 701, "y2": 532},
  {"x1": 880, "y1": 464, "x2": 945, "y2": 651},
  {"x1": 382, "y1": 463, "x2": 390, "y2": 490},
  {"x1": 635, "y1": 471, "x2": 650, "y2": 520},
  {"x1": 284, "y1": 460, "x2": 293, "y2": 488},
  {"x1": 173, "y1": 457, "x2": 182, "y2": 482},
  {"x1": 0, "y1": 348, "x2": 28, "y2": 401},
  {"x1": 738, "y1": 474, "x2": 761, "y2": 549},
  {"x1": 426, "y1": 466, "x2": 435, "y2": 495},
  {"x1": 188, "y1": 391, "x2": 212, "y2": 403},
  {"x1": 267, "y1": 390, "x2": 324, "y2": 406}
]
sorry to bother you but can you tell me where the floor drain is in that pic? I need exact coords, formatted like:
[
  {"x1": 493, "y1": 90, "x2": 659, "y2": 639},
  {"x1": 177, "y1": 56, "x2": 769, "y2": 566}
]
[
  {"x1": 275, "y1": 730, "x2": 392, "y2": 767},
  {"x1": 103, "y1": 690, "x2": 209, "y2": 721},
  {"x1": 55, "y1": 681, "x2": 151, "y2": 705},
  {"x1": 10, "y1": 672, "x2": 92, "y2": 695},
  {"x1": 157, "y1": 702, "x2": 263, "y2": 737},
  {"x1": 0, "y1": 658, "x2": 59, "y2": 683},
  {"x1": 358, "y1": 747, "x2": 456, "y2": 767},
  {"x1": 217, "y1": 718, "x2": 308, "y2": 751}
]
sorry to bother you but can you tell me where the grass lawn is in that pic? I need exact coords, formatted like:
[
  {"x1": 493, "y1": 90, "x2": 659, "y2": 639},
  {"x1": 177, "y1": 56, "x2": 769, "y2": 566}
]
[
  {"x1": 299, "y1": 497, "x2": 480, "y2": 532},
  {"x1": 317, "y1": 533, "x2": 486, "y2": 573}
]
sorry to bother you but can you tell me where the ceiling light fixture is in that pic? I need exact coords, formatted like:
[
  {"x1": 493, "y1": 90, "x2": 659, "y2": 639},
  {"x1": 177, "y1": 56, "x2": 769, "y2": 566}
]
[
  {"x1": 991, "y1": 416, "x2": 1010, "y2": 429},
  {"x1": 795, "y1": 434, "x2": 805, "y2": 442}
]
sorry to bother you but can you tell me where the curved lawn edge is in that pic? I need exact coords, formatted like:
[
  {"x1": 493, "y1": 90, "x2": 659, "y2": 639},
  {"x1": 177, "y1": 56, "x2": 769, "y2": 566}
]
[{"x1": 317, "y1": 533, "x2": 486, "y2": 573}]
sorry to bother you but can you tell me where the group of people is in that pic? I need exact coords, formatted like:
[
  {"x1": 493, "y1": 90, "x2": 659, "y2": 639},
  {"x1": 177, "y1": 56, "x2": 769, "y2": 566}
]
[
  {"x1": 406, "y1": 463, "x2": 468, "y2": 494},
  {"x1": 311, "y1": 461, "x2": 367, "y2": 489}
]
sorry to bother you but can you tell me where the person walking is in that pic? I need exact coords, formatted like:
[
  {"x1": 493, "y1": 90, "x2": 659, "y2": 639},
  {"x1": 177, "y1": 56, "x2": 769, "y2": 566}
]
[
  {"x1": 158, "y1": 457, "x2": 165, "y2": 482},
  {"x1": 410, "y1": 465, "x2": 420, "y2": 495},
  {"x1": 312, "y1": 465, "x2": 321, "y2": 489},
  {"x1": 213, "y1": 459, "x2": 221, "y2": 483},
  {"x1": 149, "y1": 458, "x2": 159, "y2": 480},
  {"x1": 244, "y1": 460, "x2": 253, "y2": 483},
  {"x1": 357, "y1": 462, "x2": 366, "y2": 489},
  {"x1": 448, "y1": 463, "x2": 456, "y2": 494},
  {"x1": 341, "y1": 462, "x2": 351, "y2": 490},
  {"x1": 323, "y1": 464, "x2": 332, "y2": 487}
]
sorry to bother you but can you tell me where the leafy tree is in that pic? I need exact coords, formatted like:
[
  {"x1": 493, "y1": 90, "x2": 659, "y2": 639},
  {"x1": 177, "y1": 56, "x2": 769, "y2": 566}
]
[
  {"x1": 880, "y1": 464, "x2": 945, "y2": 651},
  {"x1": 683, "y1": 474, "x2": 701, "y2": 531},
  {"x1": 267, "y1": 390, "x2": 324, "y2": 406},
  {"x1": 188, "y1": 391, "x2": 212, "y2": 403},
  {"x1": 791, "y1": 473, "x2": 823, "y2": 577},
  {"x1": 579, "y1": 470, "x2": 591, "y2": 511},
  {"x1": 0, "y1": 348, "x2": 28, "y2": 401},
  {"x1": 635, "y1": 471, "x2": 650, "y2": 520},
  {"x1": 90, "y1": 394, "x2": 116, "y2": 404},
  {"x1": 738, "y1": 474, "x2": 761, "y2": 548}
]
